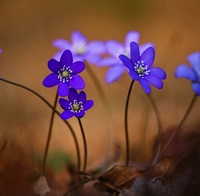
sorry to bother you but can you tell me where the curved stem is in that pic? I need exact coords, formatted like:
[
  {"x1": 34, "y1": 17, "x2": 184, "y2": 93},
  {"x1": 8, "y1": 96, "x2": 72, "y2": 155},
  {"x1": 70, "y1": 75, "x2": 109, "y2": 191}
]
[
  {"x1": 147, "y1": 94, "x2": 162, "y2": 167},
  {"x1": 124, "y1": 80, "x2": 135, "y2": 166},
  {"x1": 78, "y1": 118, "x2": 87, "y2": 172},
  {"x1": 160, "y1": 93, "x2": 198, "y2": 156},
  {"x1": 85, "y1": 63, "x2": 112, "y2": 169},
  {"x1": 42, "y1": 92, "x2": 58, "y2": 175},
  {"x1": 0, "y1": 78, "x2": 81, "y2": 171}
]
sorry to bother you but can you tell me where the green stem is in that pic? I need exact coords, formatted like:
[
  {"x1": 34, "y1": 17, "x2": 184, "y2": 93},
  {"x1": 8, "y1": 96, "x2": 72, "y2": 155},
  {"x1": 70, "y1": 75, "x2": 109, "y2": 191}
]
[
  {"x1": 0, "y1": 78, "x2": 81, "y2": 171},
  {"x1": 42, "y1": 92, "x2": 58, "y2": 176},
  {"x1": 78, "y1": 118, "x2": 87, "y2": 172},
  {"x1": 124, "y1": 80, "x2": 135, "y2": 166},
  {"x1": 85, "y1": 63, "x2": 112, "y2": 168},
  {"x1": 160, "y1": 93, "x2": 198, "y2": 156}
]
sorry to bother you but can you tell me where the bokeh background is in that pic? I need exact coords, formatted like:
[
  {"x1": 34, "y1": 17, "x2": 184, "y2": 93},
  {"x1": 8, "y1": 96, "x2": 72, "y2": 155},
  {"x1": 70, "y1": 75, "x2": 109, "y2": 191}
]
[{"x1": 0, "y1": 0, "x2": 200, "y2": 191}]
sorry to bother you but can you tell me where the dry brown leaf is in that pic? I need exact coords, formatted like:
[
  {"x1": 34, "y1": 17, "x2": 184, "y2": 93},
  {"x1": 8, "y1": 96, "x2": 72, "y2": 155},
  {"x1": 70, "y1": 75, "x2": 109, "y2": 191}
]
[{"x1": 33, "y1": 176, "x2": 50, "y2": 196}]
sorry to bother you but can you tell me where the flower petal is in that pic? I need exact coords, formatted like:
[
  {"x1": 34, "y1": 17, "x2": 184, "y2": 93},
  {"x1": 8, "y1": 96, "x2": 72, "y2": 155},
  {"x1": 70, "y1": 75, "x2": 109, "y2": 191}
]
[
  {"x1": 83, "y1": 100, "x2": 94, "y2": 111},
  {"x1": 87, "y1": 41, "x2": 106, "y2": 54},
  {"x1": 125, "y1": 31, "x2": 140, "y2": 47},
  {"x1": 75, "y1": 111, "x2": 85, "y2": 118},
  {"x1": 192, "y1": 83, "x2": 200, "y2": 95},
  {"x1": 105, "y1": 64, "x2": 126, "y2": 83},
  {"x1": 48, "y1": 59, "x2": 61, "y2": 73},
  {"x1": 98, "y1": 57, "x2": 118, "y2": 66},
  {"x1": 150, "y1": 67, "x2": 166, "y2": 79},
  {"x1": 60, "y1": 50, "x2": 73, "y2": 66},
  {"x1": 129, "y1": 70, "x2": 139, "y2": 80},
  {"x1": 139, "y1": 43, "x2": 154, "y2": 54},
  {"x1": 69, "y1": 75, "x2": 85, "y2": 90},
  {"x1": 78, "y1": 91, "x2": 86, "y2": 102},
  {"x1": 42, "y1": 73, "x2": 60, "y2": 87},
  {"x1": 106, "y1": 41, "x2": 124, "y2": 57},
  {"x1": 139, "y1": 78, "x2": 151, "y2": 94},
  {"x1": 145, "y1": 75, "x2": 163, "y2": 89},
  {"x1": 53, "y1": 51, "x2": 63, "y2": 61},
  {"x1": 58, "y1": 82, "x2": 69, "y2": 97},
  {"x1": 119, "y1": 54, "x2": 133, "y2": 71},
  {"x1": 59, "y1": 98, "x2": 70, "y2": 110},
  {"x1": 140, "y1": 47, "x2": 155, "y2": 66},
  {"x1": 85, "y1": 55, "x2": 102, "y2": 65},
  {"x1": 72, "y1": 31, "x2": 87, "y2": 45},
  {"x1": 60, "y1": 110, "x2": 74, "y2": 120},
  {"x1": 187, "y1": 52, "x2": 200, "y2": 74},
  {"x1": 70, "y1": 61, "x2": 85, "y2": 74},
  {"x1": 174, "y1": 64, "x2": 198, "y2": 81},
  {"x1": 53, "y1": 39, "x2": 71, "y2": 50},
  {"x1": 130, "y1": 42, "x2": 140, "y2": 65},
  {"x1": 68, "y1": 88, "x2": 78, "y2": 101}
]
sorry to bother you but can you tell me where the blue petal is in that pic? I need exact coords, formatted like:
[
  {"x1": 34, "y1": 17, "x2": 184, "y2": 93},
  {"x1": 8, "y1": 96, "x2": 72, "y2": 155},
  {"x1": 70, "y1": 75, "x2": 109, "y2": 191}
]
[
  {"x1": 75, "y1": 111, "x2": 85, "y2": 118},
  {"x1": 150, "y1": 67, "x2": 166, "y2": 79},
  {"x1": 85, "y1": 55, "x2": 102, "y2": 65},
  {"x1": 139, "y1": 78, "x2": 151, "y2": 94},
  {"x1": 60, "y1": 50, "x2": 73, "y2": 66},
  {"x1": 187, "y1": 52, "x2": 200, "y2": 74},
  {"x1": 58, "y1": 82, "x2": 69, "y2": 97},
  {"x1": 42, "y1": 73, "x2": 60, "y2": 87},
  {"x1": 69, "y1": 75, "x2": 85, "y2": 90},
  {"x1": 83, "y1": 100, "x2": 94, "y2": 111},
  {"x1": 139, "y1": 43, "x2": 154, "y2": 54},
  {"x1": 125, "y1": 31, "x2": 140, "y2": 47},
  {"x1": 130, "y1": 42, "x2": 140, "y2": 65},
  {"x1": 70, "y1": 61, "x2": 85, "y2": 73},
  {"x1": 174, "y1": 64, "x2": 198, "y2": 81},
  {"x1": 78, "y1": 91, "x2": 86, "y2": 102},
  {"x1": 59, "y1": 98, "x2": 70, "y2": 110},
  {"x1": 68, "y1": 88, "x2": 78, "y2": 101},
  {"x1": 53, "y1": 39, "x2": 71, "y2": 50},
  {"x1": 53, "y1": 51, "x2": 63, "y2": 61},
  {"x1": 129, "y1": 70, "x2": 139, "y2": 80},
  {"x1": 140, "y1": 47, "x2": 155, "y2": 66},
  {"x1": 48, "y1": 59, "x2": 61, "y2": 73},
  {"x1": 72, "y1": 31, "x2": 87, "y2": 44},
  {"x1": 106, "y1": 41, "x2": 124, "y2": 57},
  {"x1": 192, "y1": 83, "x2": 200, "y2": 96},
  {"x1": 87, "y1": 41, "x2": 106, "y2": 54},
  {"x1": 105, "y1": 64, "x2": 126, "y2": 83},
  {"x1": 119, "y1": 54, "x2": 133, "y2": 71},
  {"x1": 98, "y1": 57, "x2": 118, "y2": 66},
  {"x1": 60, "y1": 110, "x2": 74, "y2": 120},
  {"x1": 145, "y1": 75, "x2": 163, "y2": 89}
]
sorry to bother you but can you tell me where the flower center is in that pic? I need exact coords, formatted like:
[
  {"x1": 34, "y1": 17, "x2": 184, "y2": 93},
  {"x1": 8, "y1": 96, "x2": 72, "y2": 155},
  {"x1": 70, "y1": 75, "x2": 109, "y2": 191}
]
[
  {"x1": 73, "y1": 42, "x2": 87, "y2": 55},
  {"x1": 134, "y1": 60, "x2": 150, "y2": 78},
  {"x1": 69, "y1": 100, "x2": 83, "y2": 113},
  {"x1": 58, "y1": 66, "x2": 73, "y2": 82}
]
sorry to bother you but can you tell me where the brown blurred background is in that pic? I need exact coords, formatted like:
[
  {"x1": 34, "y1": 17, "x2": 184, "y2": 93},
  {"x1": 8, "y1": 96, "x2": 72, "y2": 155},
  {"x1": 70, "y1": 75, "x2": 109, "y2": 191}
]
[{"x1": 0, "y1": 0, "x2": 200, "y2": 170}]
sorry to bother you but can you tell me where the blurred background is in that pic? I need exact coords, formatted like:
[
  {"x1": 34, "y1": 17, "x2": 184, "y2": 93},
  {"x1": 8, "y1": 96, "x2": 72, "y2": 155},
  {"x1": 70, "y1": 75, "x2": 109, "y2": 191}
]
[{"x1": 0, "y1": 0, "x2": 200, "y2": 192}]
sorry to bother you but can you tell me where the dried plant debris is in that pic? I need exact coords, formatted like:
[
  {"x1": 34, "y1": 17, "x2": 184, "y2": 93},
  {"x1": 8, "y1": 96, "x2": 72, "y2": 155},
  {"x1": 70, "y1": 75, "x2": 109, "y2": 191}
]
[{"x1": 119, "y1": 169, "x2": 192, "y2": 196}]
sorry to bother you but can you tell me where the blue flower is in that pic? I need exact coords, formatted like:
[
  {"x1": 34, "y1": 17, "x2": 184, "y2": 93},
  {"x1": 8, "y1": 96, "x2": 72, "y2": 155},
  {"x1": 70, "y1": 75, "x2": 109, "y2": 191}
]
[
  {"x1": 119, "y1": 42, "x2": 166, "y2": 94},
  {"x1": 53, "y1": 31, "x2": 105, "y2": 65},
  {"x1": 43, "y1": 50, "x2": 85, "y2": 97},
  {"x1": 98, "y1": 31, "x2": 154, "y2": 83},
  {"x1": 59, "y1": 88, "x2": 94, "y2": 119},
  {"x1": 175, "y1": 52, "x2": 200, "y2": 95}
]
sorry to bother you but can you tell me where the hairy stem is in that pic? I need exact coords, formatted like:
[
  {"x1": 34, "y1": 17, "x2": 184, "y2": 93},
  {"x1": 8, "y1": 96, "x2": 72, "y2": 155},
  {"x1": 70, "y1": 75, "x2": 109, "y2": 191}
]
[
  {"x1": 124, "y1": 80, "x2": 135, "y2": 166},
  {"x1": 160, "y1": 93, "x2": 198, "y2": 156},
  {"x1": 78, "y1": 118, "x2": 87, "y2": 172},
  {"x1": 42, "y1": 92, "x2": 58, "y2": 175},
  {"x1": 0, "y1": 78, "x2": 81, "y2": 171}
]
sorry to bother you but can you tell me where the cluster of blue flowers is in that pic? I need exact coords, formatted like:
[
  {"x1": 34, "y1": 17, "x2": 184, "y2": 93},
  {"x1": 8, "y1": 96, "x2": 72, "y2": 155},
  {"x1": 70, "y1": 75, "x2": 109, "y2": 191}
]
[{"x1": 42, "y1": 30, "x2": 200, "y2": 120}]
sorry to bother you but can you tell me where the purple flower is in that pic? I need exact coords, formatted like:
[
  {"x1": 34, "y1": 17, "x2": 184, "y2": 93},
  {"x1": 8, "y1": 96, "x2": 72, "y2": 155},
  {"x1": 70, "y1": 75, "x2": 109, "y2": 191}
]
[
  {"x1": 53, "y1": 31, "x2": 105, "y2": 65},
  {"x1": 59, "y1": 88, "x2": 94, "y2": 119},
  {"x1": 98, "y1": 31, "x2": 154, "y2": 83},
  {"x1": 43, "y1": 50, "x2": 85, "y2": 97},
  {"x1": 175, "y1": 52, "x2": 200, "y2": 95},
  {"x1": 119, "y1": 42, "x2": 166, "y2": 94}
]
